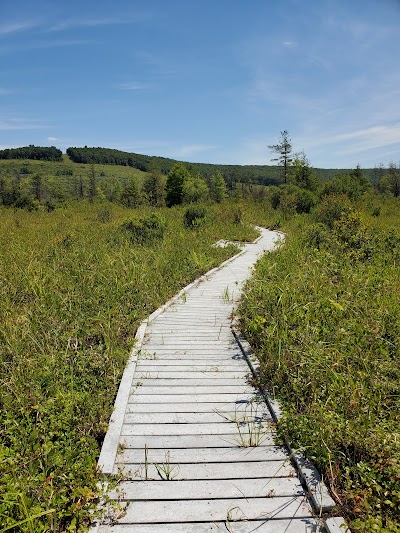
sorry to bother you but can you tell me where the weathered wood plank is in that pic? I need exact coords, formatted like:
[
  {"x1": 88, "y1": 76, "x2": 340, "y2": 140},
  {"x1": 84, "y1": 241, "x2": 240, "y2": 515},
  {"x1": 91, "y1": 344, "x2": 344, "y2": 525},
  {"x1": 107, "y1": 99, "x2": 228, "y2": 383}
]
[
  {"x1": 113, "y1": 460, "x2": 296, "y2": 480},
  {"x1": 133, "y1": 378, "x2": 250, "y2": 386},
  {"x1": 124, "y1": 411, "x2": 272, "y2": 424},
  {"x1": 109, "y1": 477, "x2": 303, "y2": 500},
  {"x1": 126, "y1": 401, "x2": 269, "y2": 414},
  {"x1": 137, "y1": 353, "x2": 246, "y2": 360},
  {"x1": 131, "y1": 385, "x2": 255, "y2": 394},
  {"x1": 119, "y1": 434, "x2": 276, "y2": 449},
  {"x1": 128, "y1": 393, "x2": 261, "y2": 404},
  {"x1": 120, "y1": 422, "x2": 264, "y2": 436},
  {"x1": 106, "y1": 496, "x2": 313, "y2": 523},
  {"x1": 116, "y1": 446, "x2": 288, "y2": 465},
  {"x1": 98, "y1": 518, "x2": 319, "y2": 532},
  {"x1": 136, "y1": 363, "x2": 248, "y2": 371}
]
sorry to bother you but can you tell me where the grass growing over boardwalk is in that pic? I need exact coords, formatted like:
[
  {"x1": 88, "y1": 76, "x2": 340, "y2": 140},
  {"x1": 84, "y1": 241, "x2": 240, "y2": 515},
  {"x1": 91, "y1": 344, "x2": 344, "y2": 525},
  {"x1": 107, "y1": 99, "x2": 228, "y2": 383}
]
[
  {"x1": 239, "y1": 195, "x2": 400, "y2": 532},
  {"x1": 0, "y1": 201, "x2": 264, "y2": 531}
]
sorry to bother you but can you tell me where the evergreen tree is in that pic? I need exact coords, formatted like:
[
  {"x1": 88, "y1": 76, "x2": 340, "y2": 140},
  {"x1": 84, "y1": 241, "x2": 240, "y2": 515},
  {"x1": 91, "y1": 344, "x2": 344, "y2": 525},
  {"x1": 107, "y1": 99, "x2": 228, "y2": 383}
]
[
  {"x1": 349, "y1": 164, "x2": 371, "y2": 192},
  {"x1": 88, "y1": 165, "x2": 96, "y2": 202},
  {"x1": 31, "y1": 173, "x2": 43, "y2": 201},
  {"x1": 268, "y1": 130, "x2": 293, "y2": 183},
  {"x1": 165, "y1": 164, "x2": 191, "y2": 207},
  {"x1": 182, "y1": 175, "x2": 209, "y2": 204},
  {"x1": 289, "y1": 152, "x2": 319, "y2": 191},
  {"x1": 99, "y1": 176, "x2": 122, "y2": 202},
  {"x1": 209, "y1": 171, "x2": 227, "y2": 203},
  {"x1": 143, "y1": 170, "x2": 166, "y2": 207},
  {"x1": 120, "y1": 178, "x2": 141, "y2": 207},
  {"x1": 379, "y1": 162, "x2": 400, "y2": 197}
]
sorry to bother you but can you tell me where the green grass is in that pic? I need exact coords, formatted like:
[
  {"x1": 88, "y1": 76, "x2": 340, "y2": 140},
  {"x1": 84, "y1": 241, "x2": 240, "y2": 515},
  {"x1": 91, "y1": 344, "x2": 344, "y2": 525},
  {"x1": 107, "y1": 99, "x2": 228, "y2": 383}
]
[
  {"x1": 239, "y1": 195, "x2": 400, "y2": 532},
  {"x1": 0, "y1": 199, "x2": 269, "y2": 532}
]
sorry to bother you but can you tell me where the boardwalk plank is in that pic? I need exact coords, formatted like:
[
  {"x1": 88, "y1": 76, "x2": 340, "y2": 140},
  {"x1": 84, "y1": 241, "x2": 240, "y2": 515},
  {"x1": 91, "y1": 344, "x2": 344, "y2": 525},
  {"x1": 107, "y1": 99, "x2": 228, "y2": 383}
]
[
  {"x1": 126, "y1": 402, "x2": 270, "y2": 414},
  {"x1": 120, "y1": 434, "x2": 276, "y2": 449},
  {"x1": 109, "y1": 477, "x2": 303, "y2": 500},
  {"x1": 113, "y1": 460, "x2": 296, "y2": 480},
  {"x1": 109, "y1": 497, "x2": 313, "y2": 523},
  {"x1": 130, "y1": 385, "x2": 255, "y2": 394},
  {"x1": 98, "y1": 519, "x2": 319, "y2": 532},
  {"x1": 128, "y1": 393, "x2": 261, "y2": 403},
  {"x1": 124, "y1": 411, "x2": 272, "y2": 424},
  {"x1": 120, "y1": 422, "x2": 268, "y2": 436},
  {"x1": 116, "y1": 446, "x2": 288, "y2": 464}
]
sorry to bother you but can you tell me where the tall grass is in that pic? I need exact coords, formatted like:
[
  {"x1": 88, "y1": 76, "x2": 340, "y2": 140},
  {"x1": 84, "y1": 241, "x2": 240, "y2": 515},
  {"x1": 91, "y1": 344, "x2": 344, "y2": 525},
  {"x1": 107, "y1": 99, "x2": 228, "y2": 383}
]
[
  {"x1": 0, "y1": 200, "x2": 271, "y2": 531},
  {"x1": 239, "y1": 195, "x2": 400, "y2": 532}
]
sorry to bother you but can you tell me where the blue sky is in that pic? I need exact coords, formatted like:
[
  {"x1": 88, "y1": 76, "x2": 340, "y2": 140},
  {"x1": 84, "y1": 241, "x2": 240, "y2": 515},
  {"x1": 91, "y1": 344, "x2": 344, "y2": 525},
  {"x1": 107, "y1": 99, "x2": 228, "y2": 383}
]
[{"x1": 1, "y1": 0, "x2": 399, "y2": 168}]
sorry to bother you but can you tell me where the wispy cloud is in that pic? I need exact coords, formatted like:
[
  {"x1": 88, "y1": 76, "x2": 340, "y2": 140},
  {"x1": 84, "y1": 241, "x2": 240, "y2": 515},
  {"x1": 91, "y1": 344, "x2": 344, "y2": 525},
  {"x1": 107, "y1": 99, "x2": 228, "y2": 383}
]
[
  {"x1": 47, "y1": 136, "x2": 59, "y2": 142},
  {"x1": 116, "y1": 82, "x2": 149, "y2": 91},
  {"x1": 332, "y1": 124, "x2": 400, "y2": 155},
  {"x1": 0, "y1": 20, "x2": 38, "y2": 36},
  {"x1": 78, "y1": 140, "x2": 216, "y2": 161},
  {"x1": 0, "y1": 115, "x2": 45, "y2": 131},
  {"x1": 47, "y1": 13, "x2": 150, "y2": 32},
  {"x1": 172, "y1": 144, "x2": 216, "y2": 159},
  {"x1": 0, "y1": 39, "x2": 95, "y2": 55}
]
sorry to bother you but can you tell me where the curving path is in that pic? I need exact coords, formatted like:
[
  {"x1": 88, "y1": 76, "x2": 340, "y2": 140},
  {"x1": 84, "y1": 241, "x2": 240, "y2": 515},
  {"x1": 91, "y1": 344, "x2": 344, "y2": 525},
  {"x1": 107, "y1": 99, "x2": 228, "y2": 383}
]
[{"x1": 94, "y1": 229, "x2": 332, "y2": 532}]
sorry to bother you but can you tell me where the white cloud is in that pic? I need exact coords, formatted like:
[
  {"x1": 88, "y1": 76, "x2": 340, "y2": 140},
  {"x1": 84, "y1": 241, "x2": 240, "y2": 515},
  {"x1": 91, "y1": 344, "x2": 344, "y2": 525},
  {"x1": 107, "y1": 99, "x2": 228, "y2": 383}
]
[
  {"x1": 0, "y1": 20, "x2": 38, "y2": 36},
  {"x1": 172, "y1": 144, "x2": 215, "y2": 159},
  {"x1": 93, "y1": 141, "x2": 216, "y2": 161},
  {"x1": 0, "y1": 116, "x2": 44, "y2": 130},
  {"x1": 297, "y1": 123, "x2": 400, "y2": 154},
  {"x1": 47, "y1": 136, "x2": 59, "y2": 142},
  {"x1": 117, "y1": 82, "x2": 148, "y2": 91},
  {"x1": 47, "y1": 13, "x2": 151, "y2": 32}
]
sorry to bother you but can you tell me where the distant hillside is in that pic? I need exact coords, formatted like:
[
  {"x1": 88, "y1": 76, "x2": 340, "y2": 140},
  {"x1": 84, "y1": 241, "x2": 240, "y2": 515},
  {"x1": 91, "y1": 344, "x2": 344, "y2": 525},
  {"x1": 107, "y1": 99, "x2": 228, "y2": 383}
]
[
  {"x1": 0, "y1": 145, "x2": 62, "y2": 162},
  {"x1": 66, "y1": 146, "x2": 284, "y2": 186},
  {"x1": 0, "y1": 145, "x2": 380, "y2": 186},
  {"x1": 66, "y1": 146, "x2": 380, "y2": 185}
]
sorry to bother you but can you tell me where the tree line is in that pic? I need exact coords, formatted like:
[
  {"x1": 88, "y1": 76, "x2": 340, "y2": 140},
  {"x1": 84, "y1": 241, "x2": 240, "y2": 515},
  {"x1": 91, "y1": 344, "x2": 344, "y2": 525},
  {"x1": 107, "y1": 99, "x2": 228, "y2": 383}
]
[
  {"x1": 0, "y1": 139, "x2": 399, "y2": 211},
  {"x1": 0, "y1": 146, "x2": 62, "y2": 161},
  {"x1": 66, "y1": 146, "x2": 284, "y2": 187}
]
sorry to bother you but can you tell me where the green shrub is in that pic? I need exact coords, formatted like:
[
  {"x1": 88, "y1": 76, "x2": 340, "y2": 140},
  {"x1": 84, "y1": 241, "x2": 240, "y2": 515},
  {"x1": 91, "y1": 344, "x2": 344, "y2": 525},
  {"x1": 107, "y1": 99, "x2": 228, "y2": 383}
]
[
  {"x1": 97, "y1": 206, "x2": 112, "y2": 223},
  {"x1": 302, "y1": 222, "x2": 330, "y2": 249},
  {"x1": 183, "y1": 206, "x2": 207, "y2": 227},
  {"x1": 313, "y1": 193, "x2": 353, "y2": 228},
  {"x1": 232, "y1": 205, "x2": 243, "y2": 224},
  {"x1": 121, "y1": 212, "x2": 166, "y2": 244},
  {"x1": 14, "y1": 194, "x2": 39, "y2": 211}
]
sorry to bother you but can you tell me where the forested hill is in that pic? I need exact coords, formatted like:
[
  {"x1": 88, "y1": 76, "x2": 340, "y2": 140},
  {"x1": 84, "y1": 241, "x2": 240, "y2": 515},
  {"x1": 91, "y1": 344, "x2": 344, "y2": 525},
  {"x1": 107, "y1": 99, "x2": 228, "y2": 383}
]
[
  {"x1": 0, "y1": 145, "x2": 62, "y2": 161},
  {"x1": 66, "y1": 146, "x2": 284, "y2": 186},
  {"x1": 0, "y1": 144, "x2": 379, "y2": 185},
  {"x1": 66, "y1": 146, "x2": 378, "y2": 185}
]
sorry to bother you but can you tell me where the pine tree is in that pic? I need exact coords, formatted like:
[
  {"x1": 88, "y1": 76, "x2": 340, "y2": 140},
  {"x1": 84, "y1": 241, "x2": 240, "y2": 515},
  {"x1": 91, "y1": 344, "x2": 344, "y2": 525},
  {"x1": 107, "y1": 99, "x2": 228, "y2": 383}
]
[
  {"x1": 165, "y1": 164, "x2": 191, "y2": 207},
  {"x1": 268, "y1": 130, "x2": 293, "y2": 183},
  {"x1": 209, "y1": 171, "x2": 227, "y2": 203},
  {"x1": 143, "y1": 171, "x2": 166, "y2": 207}
]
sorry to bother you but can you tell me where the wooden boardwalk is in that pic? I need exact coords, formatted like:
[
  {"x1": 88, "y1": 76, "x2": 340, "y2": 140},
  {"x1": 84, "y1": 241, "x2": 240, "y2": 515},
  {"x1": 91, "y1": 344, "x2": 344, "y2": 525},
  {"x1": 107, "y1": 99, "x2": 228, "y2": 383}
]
[{"x1": 94, "y1": 229, "x2": 334, "y2": 532}]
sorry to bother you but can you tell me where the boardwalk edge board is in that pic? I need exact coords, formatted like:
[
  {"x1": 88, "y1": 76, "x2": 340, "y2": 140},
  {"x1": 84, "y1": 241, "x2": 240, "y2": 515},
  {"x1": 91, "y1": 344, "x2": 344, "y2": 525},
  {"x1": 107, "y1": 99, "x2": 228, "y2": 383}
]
[
  {"x1": 231, "y1": 327, "x2": 349, "y2": 532},
  {"x1": 97, "y1": 234, "x2": 260, "y2": 475}
]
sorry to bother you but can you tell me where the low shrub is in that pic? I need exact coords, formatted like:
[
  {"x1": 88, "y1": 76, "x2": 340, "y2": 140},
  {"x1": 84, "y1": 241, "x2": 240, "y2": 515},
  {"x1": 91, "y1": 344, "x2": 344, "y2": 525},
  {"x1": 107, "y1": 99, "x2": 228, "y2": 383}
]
[
  {"x1": 183, "y1": 206, "x2": 207, "y2": 227},
  {"x1": 313, "y1": 193, "x2": 353, "y2": 228},
  {"x1": 121, "y1": 212, "x2": 166, "y2": 244}
]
